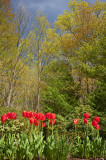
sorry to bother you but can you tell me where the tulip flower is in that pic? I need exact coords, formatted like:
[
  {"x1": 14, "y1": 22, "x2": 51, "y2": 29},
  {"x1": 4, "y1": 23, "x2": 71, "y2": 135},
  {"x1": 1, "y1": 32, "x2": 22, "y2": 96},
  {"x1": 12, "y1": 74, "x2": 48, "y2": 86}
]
[
  {"x1": 33, "y1": 112, "x2": 36, "y2": 118},
  {"x1": 94, "y1": 117, "x2": 100, "y2": 123},
  {"x1": 92, "y1": 120, "x2": 97, "y2": 127},
  {"x1": 41, "y1": 122, "x2": 46, "y2": 128},
  {"x1": 46, "y1": 112, "x2": 52, "y2": 120},
  {"x1": 36, "y1": 113, "x2": 41, "y2": 120},
  {"x1": 84, "y1": 118, "x2": 88, "y2": 124},
  {"x1": 73, "y1": 119, "x2": 79, "y2": 137},
  {"x1": 29, "y1": 111, "x2": 33, "y2": 118},
  {"x1": 50, "y1": 113, "x2": 56, "y2": 120},
  {"x1": 11, "y1": 112, "x2": 17, "y2": 119},
  {"x1": 34, "y1": 119, "x2": 40, "y2": 126},
  {"x1": 26, "y1": 111, "x2": 33, "y2": 118},
  {"x1": 30, "y1": 118, "x2": 34, "y2": 124},
  {"x1": 22, "y1": 111, "x2": 27, "y2": 117},
  {"x1": 7, "y1": 113, "x2": 12, "y2": 119},
  {"x1": 40, "y1": 114, "x2": 46, "y2": 121},
  {"x1": 96, "y1": 124, "x2": 100, "y2": 130},
  {"x1": 50, "y1": 119, "x2": 55, "y2": 137},
  {"x1": 73, "y1": 119, "x2": 79, "y2": 125},
  {"x1": 7, "y1": 112, "x2": 16, "y2": 120},
  {"x1": 84, "y1": 113, "x2": 89, "y2": 119},
  {"x1": 50, "y1": 119, "x2": 55, "y2": 125},
  {"x1": 1, "y1": 114, "x2": 7, "y2": 123},
  {"x1": 26, "y1": 111, "x2": 31, "y2": 118}
]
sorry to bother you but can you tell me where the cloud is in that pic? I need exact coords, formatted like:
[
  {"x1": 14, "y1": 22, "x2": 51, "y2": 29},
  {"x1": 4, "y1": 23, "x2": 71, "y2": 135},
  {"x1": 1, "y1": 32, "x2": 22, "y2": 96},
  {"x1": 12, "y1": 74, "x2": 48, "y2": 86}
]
[
  {"x1": 18, "y1": 0, "x2": 69, "y2": 23},
  {"x1": 12, "y1": 0, "x2": 105, "y2": 24},
  {"x1": 23, "y1": 0, "x2": 69, "y2": 10}
]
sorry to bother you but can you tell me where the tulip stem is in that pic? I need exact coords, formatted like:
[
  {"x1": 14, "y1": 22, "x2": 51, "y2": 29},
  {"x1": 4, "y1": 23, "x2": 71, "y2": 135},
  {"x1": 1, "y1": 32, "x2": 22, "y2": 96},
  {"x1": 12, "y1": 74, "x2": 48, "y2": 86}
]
[
  {"x1": 48, "y1": 120, "x2": 50, "y2": 137},
  {"x1": 38, "y1": 125, "x2": 39, "y2": 134},
  {"x1": 27, "y1": 119, "x2": 29, "y2": 130},
  {"x1": 24, "y1": 118, "x2": 26, "y2": 126},
  {"x1": 97, "y1": 130, "x2": 99, "y2": 137},
  {"x1": 75, "y1": 125, "x2": 77, "y2": 136},
  {"x1": 2, "y1": 123, "x2": 4, "y2": 136},
  {"x1": 34, "y1": 125, "x2": 36, "y2": 134},
  {"x1": 42, "y1": 127, "x2": 43, "y2": 133},
  {"x1": 84, "y1": 124, "x2": 87, "y2": 157},
  {"x1": 52, "y1": 124, "x2": 53, "y2": 137},
  {"x1": 31, "y1": 124, "x2": 33, "y2": 133},
  {"x1": 87, "y1": 123, "x2": 88, "y2": 137}
]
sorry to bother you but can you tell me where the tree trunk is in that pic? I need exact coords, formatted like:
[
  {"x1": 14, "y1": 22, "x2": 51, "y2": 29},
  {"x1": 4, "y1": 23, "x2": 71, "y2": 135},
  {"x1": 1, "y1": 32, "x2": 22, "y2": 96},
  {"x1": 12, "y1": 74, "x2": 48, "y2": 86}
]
[
  {"x1": 36, "y1": 63, "x2": 40, "y2": 112},
  {"x1": 31, "y1": 99, "x2": 34, "y2": 110},
  {"x1": 36, "y1": 40, "x2": 40, "y2": 112},
  {"x1": 7, "y1": 83, "x2": 13, "y2": 107},
  {"x1": 86, "y1": 77, "x2": 89, "y2": 94}
]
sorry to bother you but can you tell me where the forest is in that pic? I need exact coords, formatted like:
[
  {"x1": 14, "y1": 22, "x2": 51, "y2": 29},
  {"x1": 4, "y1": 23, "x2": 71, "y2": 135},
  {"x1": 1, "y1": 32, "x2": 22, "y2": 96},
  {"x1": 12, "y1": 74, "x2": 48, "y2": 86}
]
[{"x1": 0, "y1": 0, "x2": 106, "y2": 159}]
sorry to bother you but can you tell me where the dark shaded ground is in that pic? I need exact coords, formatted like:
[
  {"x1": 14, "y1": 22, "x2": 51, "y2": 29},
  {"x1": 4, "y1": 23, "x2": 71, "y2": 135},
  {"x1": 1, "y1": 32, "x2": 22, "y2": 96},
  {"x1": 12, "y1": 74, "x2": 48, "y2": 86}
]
[
  {"x1": 4, "y1": 155, "x2": 105, "y2": 160},
  {"x1": 67, "y1": 155, "x2": 105, "y2": 160}
]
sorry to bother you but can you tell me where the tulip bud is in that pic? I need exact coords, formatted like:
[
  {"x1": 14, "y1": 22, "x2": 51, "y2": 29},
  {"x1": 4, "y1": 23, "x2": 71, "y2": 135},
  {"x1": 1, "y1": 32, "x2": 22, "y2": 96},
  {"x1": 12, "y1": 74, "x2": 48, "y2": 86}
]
[
  {"x1": 46, "y1": 112, "x2": 52, "y2": 120},
  {"x1": 96, "y1": 124, "x2": 100, "y2": 130},
  {"x1": 40, "y1": 113, "x2": 46, "y2": 121},
  {"x1": 84, "y1": 113, "x2": 89, "y2": 119},
  {"x1": 94, "y1": 117, "x2": 100, "y2": 123},
  {"x1": 7, "y1": 113, "x2": 12, "y2": 119},
  {"x1": 84, "y1": 118, "x2": 88, "y2": 124},
  {"x1": 30, "y1": 118, "x2": 34, "y2": 124},
  {"x1": 73, "y1": 119, "x2": 79, "y2": 125},
  {"x1": 11, "y1": 112, "x2": 16, "y2": 119},
  {"x1": 22, "y1": 111, "x2": 27, "y2": 117},
  {"x1": 26, "y1": 111, "x2": 30, "y2": 118},
  {"x1": 41, "y1": 122, "x2": 46, "y2": 128},
  {"x1": 50, "y1": 113, "x2": 56, "y2": 120},
  {"x1": 50, "y1": 119, "x2": 55, "y2": 125},
  {"x1": 92, "y1": 120, "x2": 97, "y2": 127},
  {"x1": 34, "y1": 119, "x2": 40, "y2": 126},
  {"x1": 1, "y1": 114, "x2": 7, "y2": 123}
]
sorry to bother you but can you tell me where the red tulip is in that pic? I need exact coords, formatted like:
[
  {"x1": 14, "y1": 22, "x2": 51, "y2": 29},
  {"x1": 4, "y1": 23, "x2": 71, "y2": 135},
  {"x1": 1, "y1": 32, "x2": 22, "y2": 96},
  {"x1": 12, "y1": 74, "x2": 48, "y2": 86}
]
[
  {"x1": 36, "y1": 113, "x2": 41, "y2": 120},
  {"x1": 22, "y1": 111, "x2": 27, "y2": 117},
  {"x1": 41, "y1": 122, "x2": 46, "y2": 128},
  {"x1": 73, "y1": 119, "x2": 79, "y2": 125},
  {"x1": 26, "y1": 111, "x2": 30, "y2": 118},
  {"x1": 7, "y1": 112, "x2": 16, "y2": 120},
  {"x1": 33, "y1": 112, "x2": 36, "y2": 118},
  {"x1": 1, "y1": 114, "x2": 7, "y2": 123},
  {"x1": 26, "y1": 111, "x2": 33, "y2": 118},
  {"x1": 40, "y1": 113, "x2": 46, "y2": 121},
  {"x1": 29, "y1": 111, "x2": 33, "y2": 118},
  {"x1": 46, "y1": 112, "x2": 52, "y2": 120},
  {"x1": 94, "y1": 117, "x2": 100, "y2": 123},
  {"x1": 84, "y1": 113, "x2": 89, "y2": 119},
  {"x1": 50, "y1": 119, "x2": 55, "y2": 125},
  {"x1": 84, "y1": 118, "x2": 88, "y2": 124},
  {"x1": 50, "y1": 113, "x2": 56, "y2": 120},
  {"x1": 96, "y1": 124, "x2": 100, "y2": 130},
  {"x1": 30, "y1": 118, "x2": 34, "y2": 124},
  {"x1": 11, "y1": 112, "x2": 16, "y2": 119},
  {"x1": 7, "y1": 113, "x2": 12, "y2": 119},
  {"x1": 92, "y1": 120, "x2": 97, "y2": 127},
  {"x1": 34, "y1": 119, "x2": 40, "y2": 126}
]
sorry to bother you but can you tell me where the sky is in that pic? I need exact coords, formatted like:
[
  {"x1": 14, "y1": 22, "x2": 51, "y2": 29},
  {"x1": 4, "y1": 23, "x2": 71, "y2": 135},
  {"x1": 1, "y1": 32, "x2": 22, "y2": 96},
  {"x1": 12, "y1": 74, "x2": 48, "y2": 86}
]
[{"x1": 12, "y1": 0, "x2": 105, "y2": 25}]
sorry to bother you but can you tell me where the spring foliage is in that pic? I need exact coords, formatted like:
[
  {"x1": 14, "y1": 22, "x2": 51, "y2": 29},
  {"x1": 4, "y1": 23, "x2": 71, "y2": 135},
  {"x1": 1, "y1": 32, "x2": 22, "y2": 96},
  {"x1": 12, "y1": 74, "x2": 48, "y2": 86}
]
[{"x1": 0, "y1": 0, "x2": 106, "y2": 138}]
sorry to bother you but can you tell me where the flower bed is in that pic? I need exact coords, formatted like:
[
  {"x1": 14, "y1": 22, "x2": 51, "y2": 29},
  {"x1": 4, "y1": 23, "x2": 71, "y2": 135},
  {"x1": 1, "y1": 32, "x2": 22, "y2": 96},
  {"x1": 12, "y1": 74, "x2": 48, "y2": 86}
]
[{"x1": 0, "y1": 111, "x2": 105, "y2": 160}]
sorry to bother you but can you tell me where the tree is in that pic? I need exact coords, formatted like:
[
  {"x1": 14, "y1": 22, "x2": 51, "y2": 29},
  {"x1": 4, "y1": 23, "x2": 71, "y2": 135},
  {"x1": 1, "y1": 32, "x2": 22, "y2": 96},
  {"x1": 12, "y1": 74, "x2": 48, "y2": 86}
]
[
  {"x1": 16, "y1": 2, "x2": 30, "y2": 47},
  {"x1": 0, "y1": 0, "x2": 32, "y2": 108},
  {"x1": 26, "y1": 11, "x2": 60, "y2": 111},
  {"x1": 0, "y1": 0, "x2": 18, "y2": 107},
  {"x1": 54, "y1": 0, "x2": 106, "y2": 103},
  {"x1": 41, "y1": 60, "x2": 80, "y2": 115}
]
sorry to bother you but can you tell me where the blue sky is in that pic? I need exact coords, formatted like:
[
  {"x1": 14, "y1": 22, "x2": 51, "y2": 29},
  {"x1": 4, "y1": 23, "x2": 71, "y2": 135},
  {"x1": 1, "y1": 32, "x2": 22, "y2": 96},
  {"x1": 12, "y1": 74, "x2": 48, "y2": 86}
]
[{"x1": 12, "y1": 0, "x2": 105, "y2": 24}]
